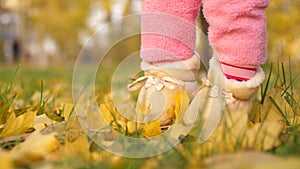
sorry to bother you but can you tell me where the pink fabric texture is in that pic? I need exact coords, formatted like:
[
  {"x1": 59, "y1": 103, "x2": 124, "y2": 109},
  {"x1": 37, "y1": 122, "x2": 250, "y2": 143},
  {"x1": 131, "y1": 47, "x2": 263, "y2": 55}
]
[
  {"x1": 202, "y1": 0, "x2": 269, "y2": 79},
  {"x1": 141, "y1": 0, "x2": 201, "y2": 63},
  {"x1": 220, "y1": 62, "x2": 257, "y2": 81},
  {"x1": 141, "y1": 0, "x2": 269, "y2": 79}
]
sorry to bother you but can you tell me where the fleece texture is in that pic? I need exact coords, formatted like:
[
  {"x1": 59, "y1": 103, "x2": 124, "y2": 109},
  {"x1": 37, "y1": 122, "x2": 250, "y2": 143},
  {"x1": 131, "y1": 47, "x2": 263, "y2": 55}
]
[
  {"x1": 141, "y1": 0, "x2": 269, "y2": 76},
  {"x1": 203, "y1": 0, "x2": 269, "y2": 79},
  {"x1": 209, "y1": 56, "x2": 265, "y2": 100},
  {"x1": 141, "y1": 0, "x2": 201, "y2": 64}
]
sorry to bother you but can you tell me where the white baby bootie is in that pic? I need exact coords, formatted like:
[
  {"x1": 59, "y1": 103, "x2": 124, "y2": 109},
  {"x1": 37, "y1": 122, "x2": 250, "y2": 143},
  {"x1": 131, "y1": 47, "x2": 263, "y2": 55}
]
[
  {"x1": 183, "y1": 56, "x2": 265, "y2": 142},
  {"x1": 128, "y1": 55, "x2": 200, "y2": 126}
]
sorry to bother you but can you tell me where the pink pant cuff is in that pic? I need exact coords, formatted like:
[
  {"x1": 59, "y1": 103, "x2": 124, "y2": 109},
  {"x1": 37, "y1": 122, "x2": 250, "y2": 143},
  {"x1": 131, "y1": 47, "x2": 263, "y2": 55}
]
[{"x1": 221, "y1": 62, "x2": 257, "y2": 81}]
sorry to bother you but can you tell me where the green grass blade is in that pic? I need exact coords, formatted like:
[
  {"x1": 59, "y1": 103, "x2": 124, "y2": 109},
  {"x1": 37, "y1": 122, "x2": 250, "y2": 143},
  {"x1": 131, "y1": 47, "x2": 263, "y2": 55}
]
[
  {"x1": 281, "y1": 73, "x2": 299, "y2": 97},
  {"x1": 289, "y1": 57, "x2": 293, "y2": 97},
  {"x1": 274, "y1": 62, "x2": 280, "y2": 87},
  {"x1": 37, "y1": 80, "x2": 44, "y2": 115},
  {"x1": 281, "y1": 63, "x2": 286, "y2": 88},
  {"x1": 269, "y1": 96, "x2": 291, "y2": 126},
  {"x1": 261, "y1": 64, "x2": 273, "y2": 104},
  {"x1": 5, "y1": 65, "x2": 19, "y2": 94}
]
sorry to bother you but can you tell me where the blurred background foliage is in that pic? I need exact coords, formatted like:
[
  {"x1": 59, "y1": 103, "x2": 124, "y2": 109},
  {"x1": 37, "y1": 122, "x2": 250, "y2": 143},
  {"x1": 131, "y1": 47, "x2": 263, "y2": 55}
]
[
  {"x1": 267, "y1": 0, "x2": 300, "y2": 64},
  {"x1": 0, "y1": 0, "x2": 299, "y2": 67},
  {"x1": 0, "y1": 0, "x2": 140, "y2": 67}
]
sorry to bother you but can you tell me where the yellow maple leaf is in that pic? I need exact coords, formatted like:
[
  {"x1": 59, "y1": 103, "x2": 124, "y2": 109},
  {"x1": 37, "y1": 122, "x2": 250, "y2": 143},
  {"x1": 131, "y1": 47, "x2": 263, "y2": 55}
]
[{"x1": 1, "y1": 111, "x2": 36, "y2": 138}]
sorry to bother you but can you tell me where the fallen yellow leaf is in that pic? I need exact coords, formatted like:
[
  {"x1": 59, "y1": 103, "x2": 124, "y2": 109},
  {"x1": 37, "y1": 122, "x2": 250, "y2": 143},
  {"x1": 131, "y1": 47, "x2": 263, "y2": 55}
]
[
  {"x1": 100, "y1": 104, "x2": 114, "y2": 125},
  {"x1": 173, "y1": 89, "x2": 190, "y2": 124},
  {"x1": 199, "y1": 110, "x2": 282, "y2": 155},
  {"x1": 127, "y1": 120, "x2": 142, "y2": 134},
  {"x1": 0, "y1": 150, "x2": 13, "y2": 169},
  {"x1": 48, "y1": 134, "x2": 90, "y2": 162},
  {"x1": 245, "y1": 120, "x2": 282, "y2": 150},
  {"x1": 63, "y1": 103, "x2": 74, "y2": 120},
  {"x1": 46, "y1": 116, "x2": 90, "y2": 162},
  {"x1": 33, "y1": 114, "x2": 54, "y2": 130},
  {"x1": 1, "y1": 111, "x2": 36, "y2": 138},
  {"x1": 10, "y1": 130, "x2": 60, "y2": 166},
  {"x1": 142, "y1": 120, "x2": 161, "y2": 137}
]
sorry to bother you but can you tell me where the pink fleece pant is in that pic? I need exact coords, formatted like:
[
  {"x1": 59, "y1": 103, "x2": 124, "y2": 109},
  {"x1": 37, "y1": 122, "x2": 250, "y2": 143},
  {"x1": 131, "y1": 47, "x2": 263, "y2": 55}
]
[{"x1": 141, "y1": 0, "x2": 269, "y2": 80}]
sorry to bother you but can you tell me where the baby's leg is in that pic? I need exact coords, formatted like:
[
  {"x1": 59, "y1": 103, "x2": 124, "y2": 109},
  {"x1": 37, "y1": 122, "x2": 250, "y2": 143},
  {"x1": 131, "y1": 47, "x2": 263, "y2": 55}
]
[
  {"x1": 203, "y1": 0, "x2": 269, "y2": 81},
  {"x1": 131, "y1": 0, "x2": 202, "y2": 126},
  {"x1": 141, "y1": 0, "x2": 201, "y2": 64}
]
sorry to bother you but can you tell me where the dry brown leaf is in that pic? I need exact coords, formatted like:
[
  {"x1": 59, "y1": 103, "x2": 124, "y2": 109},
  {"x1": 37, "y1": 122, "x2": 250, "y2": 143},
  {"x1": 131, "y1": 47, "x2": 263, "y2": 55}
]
[{"x1": 1, "y1": 111, "x2": 36, "y2": 138}]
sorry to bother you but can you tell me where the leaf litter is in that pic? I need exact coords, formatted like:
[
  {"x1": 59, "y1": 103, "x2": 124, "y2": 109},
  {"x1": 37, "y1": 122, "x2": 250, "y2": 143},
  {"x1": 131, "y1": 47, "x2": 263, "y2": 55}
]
[{"x1": 0, "y1": 65, "x2": 299, "y2": 169}]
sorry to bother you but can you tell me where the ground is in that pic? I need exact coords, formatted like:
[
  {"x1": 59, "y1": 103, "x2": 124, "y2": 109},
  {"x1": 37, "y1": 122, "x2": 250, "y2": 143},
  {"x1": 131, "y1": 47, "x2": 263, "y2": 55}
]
[{"x1": 0, "y1": 62, "x2": 299, "y2": 169}]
